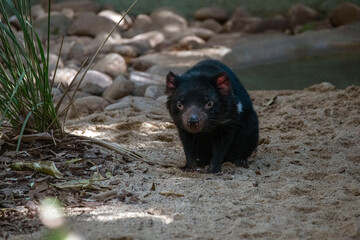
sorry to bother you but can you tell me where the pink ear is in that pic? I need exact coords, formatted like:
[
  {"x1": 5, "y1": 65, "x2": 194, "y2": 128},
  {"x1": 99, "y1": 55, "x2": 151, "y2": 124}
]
[
  {"x1": 166, "y1": 71, "x2": 177, "y2": 95},
  {"x1": 215, "y1": 72, "x2": 230, "y2": 95}
]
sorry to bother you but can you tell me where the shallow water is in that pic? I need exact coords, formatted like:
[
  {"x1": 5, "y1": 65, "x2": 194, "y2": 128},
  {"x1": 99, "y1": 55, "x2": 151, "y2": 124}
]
[{"x1": 235, "y1": 53, "x2": 360, "y2": 90}]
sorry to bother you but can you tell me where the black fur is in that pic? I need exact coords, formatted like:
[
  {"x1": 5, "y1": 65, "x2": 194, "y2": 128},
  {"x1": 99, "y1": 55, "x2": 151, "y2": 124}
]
[{"x1": 166, "y1": 59, "x2": 259, "y2": 173}]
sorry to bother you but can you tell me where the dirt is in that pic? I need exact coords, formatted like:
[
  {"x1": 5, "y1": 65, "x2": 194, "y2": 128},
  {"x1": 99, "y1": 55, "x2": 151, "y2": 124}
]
[{"x1": 2, "y1": 85, "x2": 360, "y2": 240}]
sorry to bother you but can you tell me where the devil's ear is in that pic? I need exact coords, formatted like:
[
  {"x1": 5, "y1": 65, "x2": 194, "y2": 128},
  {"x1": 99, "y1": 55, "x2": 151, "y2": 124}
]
[
  {"x1": 214, "y1": 72, "x2": 231, "y2": 95},
  {"x1": 166, "y1": 71, "x2": 177, "y2": 95}
]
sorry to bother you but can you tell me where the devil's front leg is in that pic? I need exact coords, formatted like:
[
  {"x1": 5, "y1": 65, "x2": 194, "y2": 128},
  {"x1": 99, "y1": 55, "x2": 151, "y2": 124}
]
[
  {"x1": 209, "y1": 128, "x2": 235, "y2": 173},
  {"x1": 178, "y1": 130, "x2": 198, "y2": 171}
]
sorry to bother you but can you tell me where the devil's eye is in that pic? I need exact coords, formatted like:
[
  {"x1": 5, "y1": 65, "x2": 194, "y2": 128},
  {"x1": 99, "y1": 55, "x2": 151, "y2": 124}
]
[
  {"x1": 205, "y1": 101, "x2": 214, "y2": 109},
  {"x1": 177, "y1": 101, "x2": 183, "y2": 109}
]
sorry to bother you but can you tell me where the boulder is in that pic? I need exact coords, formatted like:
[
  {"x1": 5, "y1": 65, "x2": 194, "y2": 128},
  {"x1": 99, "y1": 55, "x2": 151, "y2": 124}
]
[
  {"x1": 34, "y1": 13, "x2": 72, "y2": 40},
  {"x1": 93, "y1": 53, "x2": 127, "y2": 78},
  {"x1": 287, "y1": 4, "x2": 318, "y2": 28},
  {"x1": 329, "y1": 2, "x2": 360, "y2": 27},
  {"x1": 193, "y1": 19, "x2": 223, "y2": 32},
  {"x1": 122, "y1": 14, "x2": 156, "y2": 38},
  {"x1": 72, "y1": 70, "x2": 113, "y2": 95},
  {"x1": 50, "y1": 67, "x2": 77, "y2": 87},
  {"x1": 150, "y1": 8, "x2": 187, "y2": 33},
  {"x1": 102, "y1": 75, "x2": 135, "y2": 101},
  {"x1": 129, "y1": 71, "x2": 165, "y2": 96},
  {"x1": 194, "y1": 7, "x2": 228, "y2": 23},
  {"x1": 68, "y1": 12, "x2": 119, "y2": 37},
  {"x1": 132, "y1": 96, "x2": 163, "y2": 113},
  {"x1": 98, "y1": 9, "x2": 129, "y2": 30},
  {"x1": 68, "y1": 96, "x2": 109, "y2": 119},
  {"x1": 110, "y1": 44, "x2": 140, "y2": 57},
  {"x1": 244, "y1": 15, "x2": 290, "y2": 33},
  {"x1": 144, "y1": 85, "x2": 165, "y2": 99},
  {"x1": 105, "y1": 96, "x2": 133, "y2": 111}
]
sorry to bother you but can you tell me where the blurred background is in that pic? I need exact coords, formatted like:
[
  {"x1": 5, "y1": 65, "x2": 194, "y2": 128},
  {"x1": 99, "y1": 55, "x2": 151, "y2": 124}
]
[{"x1": 29, "y1": 0, "x2": 360, "y2": 90}]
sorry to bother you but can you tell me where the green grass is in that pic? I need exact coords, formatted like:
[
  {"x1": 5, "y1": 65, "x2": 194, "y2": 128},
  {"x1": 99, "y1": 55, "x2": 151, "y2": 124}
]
[{"x1": 0, "y1": 0, "x2": 62, "y2": 148}]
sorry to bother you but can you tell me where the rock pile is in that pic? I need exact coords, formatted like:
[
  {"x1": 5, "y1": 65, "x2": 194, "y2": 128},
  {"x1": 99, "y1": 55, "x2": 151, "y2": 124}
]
[{"x1": 9, "y1": 0, "x2": 360, "y2": 118}]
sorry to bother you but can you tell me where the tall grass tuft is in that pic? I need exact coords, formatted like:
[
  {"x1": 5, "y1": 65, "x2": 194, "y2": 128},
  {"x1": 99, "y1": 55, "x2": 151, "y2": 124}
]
[{"x1": 0, "y1": 0, "x2": 62, "y2": 139}]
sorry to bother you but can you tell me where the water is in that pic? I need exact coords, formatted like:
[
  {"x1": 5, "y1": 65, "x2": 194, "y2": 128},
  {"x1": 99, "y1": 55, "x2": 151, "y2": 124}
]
[{"x1": 235, "y1": 53, "x2": 360, "y2": 90}]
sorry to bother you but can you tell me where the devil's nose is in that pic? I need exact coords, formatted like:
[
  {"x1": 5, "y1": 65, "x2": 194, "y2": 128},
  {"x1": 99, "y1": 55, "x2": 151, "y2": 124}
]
[{"x1": 187, "y1": 115, "x2": 199, "y2": 127}]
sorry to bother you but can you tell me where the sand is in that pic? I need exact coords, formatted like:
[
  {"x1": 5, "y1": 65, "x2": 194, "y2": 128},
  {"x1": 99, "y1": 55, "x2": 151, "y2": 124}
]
[{"x1": 8, "y1": 84, "x2": 360, "y2": 240}]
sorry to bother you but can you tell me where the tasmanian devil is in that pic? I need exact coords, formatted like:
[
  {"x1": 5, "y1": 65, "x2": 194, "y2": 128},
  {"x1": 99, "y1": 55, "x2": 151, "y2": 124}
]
[{"x1": 166, "y1": 59, "x2": 259, "y2": 173}]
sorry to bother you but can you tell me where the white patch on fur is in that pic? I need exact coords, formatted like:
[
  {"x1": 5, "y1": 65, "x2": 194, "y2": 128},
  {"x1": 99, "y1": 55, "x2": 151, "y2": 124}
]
[{"x1": 237, "y1": 101, "x2": 243, "y2": 113}]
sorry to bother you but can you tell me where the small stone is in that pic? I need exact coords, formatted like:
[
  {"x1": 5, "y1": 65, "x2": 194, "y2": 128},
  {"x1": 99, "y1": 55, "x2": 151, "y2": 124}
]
[
  {"x1": 194, "y1": 7, "x2": 229, "y2": 23},
  {"x1": 34, "y1": 14, "x2": 72, "y2": 40},
  {"x1": 244, "y1": 15, "x2": 290, "y2": 33},
  {"x1": 93, "y1": 53, "x2": 127, "y2": 78},
  {"x1": 130, "y1": 31, "x2": 165, "y2": 48},
  {"x1": 102, "y1": 75, "x2": 135, "y2": 101},
  {"x1": 110, "y1": 44, "x2": 140, "y2": 57},
  {"x1": 132, "y1": 97, "x2": 162, "y2": 112}
]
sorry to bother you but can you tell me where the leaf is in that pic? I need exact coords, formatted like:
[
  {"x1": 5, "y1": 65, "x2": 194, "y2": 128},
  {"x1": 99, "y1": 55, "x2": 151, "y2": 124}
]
[
  {"x1": 159, "y1": 191, "x2": 184, "y2": 197},
  {"x1": 264, "y1": 96, "x2": 277, "y2": 107},
  {"x1": 10, "y1": 161, "x2": 63, "y2": 179},
  {"x1": 52, "y1": 179, "x2": 104, "y2": 191}
]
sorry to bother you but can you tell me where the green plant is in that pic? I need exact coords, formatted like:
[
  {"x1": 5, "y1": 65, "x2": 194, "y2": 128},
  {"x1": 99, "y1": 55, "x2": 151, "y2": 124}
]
[{"x1": 0, "y1": 0, "x2": 62, "y2": 143}]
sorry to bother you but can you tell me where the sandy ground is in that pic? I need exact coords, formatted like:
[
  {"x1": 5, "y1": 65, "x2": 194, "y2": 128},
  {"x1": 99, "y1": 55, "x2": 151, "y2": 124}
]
[{"x1": 10, "y1": 84, "x2": 360, "y2": 240}]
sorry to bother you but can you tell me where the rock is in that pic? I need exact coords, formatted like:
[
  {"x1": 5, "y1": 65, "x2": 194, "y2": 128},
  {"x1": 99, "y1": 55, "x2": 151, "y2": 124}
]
[
  {"x1": 130, "y1": 31, "x2": 165, "y2": 48},
  {"x1": 223, "y1": 17, "x2": 262, "y2": 32},
  {"x1": 207, "y1": 32, "x2": 246, "y2": 48},
  {"x1": 68, "y1": 96, "x2": 109, "y2": 119},
  {"x1": 194, "y1": 7, "x2": 228, "y2": 23},
  {"x1": 244, "y1": 15, "x2": 290, "y2": 33},
  {"x1": 51, "y1": 87, "x2": 62, "y2": 98},
  {"x1": 34, "y1": 14, "x2": 72, "y2": 40},
  {"x1": 306, "y1": 82, "x2": 336, "y2": 92},
  {"x1": 98, "y1": 9, "x2": 129, "y2": 30},
  {"x1": 144, "y1": 86, "x2": 165, "y2": 99},
  {"x1": 193, "y1": 19, "x2": 223, "y2": 33},
  {"x1": 129, "y1": 71, "x2": 165, "y2": 96},
  {"x1": 48, "y1": 53, "x2": 64, "y2": 72},
  {"x1": 93, "y1": 53, "x2": 127, "y2": 78},
  {"x1": 231, "y1": 7, "x2": 252, "y2": 19},
  {"x1": 287, "y1": 4, "x2": 318, "y2": 28},
  {"x1": 131, "y1": 47, "x2": 231, "y2": 74},
  {"x1": 102, "y1": 75, "x2": 135, "y2": 101},
  {"x1": 51, "y1": 0, "x2": 101, "y2": 13},
  {"x1": 72, "y1": 70, "x2": 113, "y2": 95},
  {"x1": 150, "y1": 8, "x2": 187, "y2": 33},
  {"x1": 156, "y1": 95, "x2": 168, "y2": 104},
  {"x1": 61, "y1": 8, "x2": 75, "y2": 20},
  {"x1": 132, "y1": 97, "x2": 162, "y2": 113},
  {"x1": 122, "y1": 14, "x2": 156, "y2": 38},
  {"x1": 31, "y1": 4, "x2": 46, "y2": 20},
  {"x1": 186, "y1": 27, "x2": 215, "y2": 40},
  {"x1": 50, "y1": 67, "x2": 77, "y2": 87},
  {"x1": 177, "y1": 35, "x2": 205, "y2": 49},
  {"x1": 68, "y1": 12, "x2": 119, "y2": 37},
  {"x1": 53, "y1": 90, "x2": 91, "y2": 114},
  {"x1": 110, "y1": 44, "x2": 140, "y2": 57},
  {"x1": 67, "y1": 41, "x2": 87, "y2": 62},
  {"x1": 329, "y1": 2, "x2": 360, "y2": 27},
  {"x1": 105, "y1": 96, "x2": 133, "y2": 111}
]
